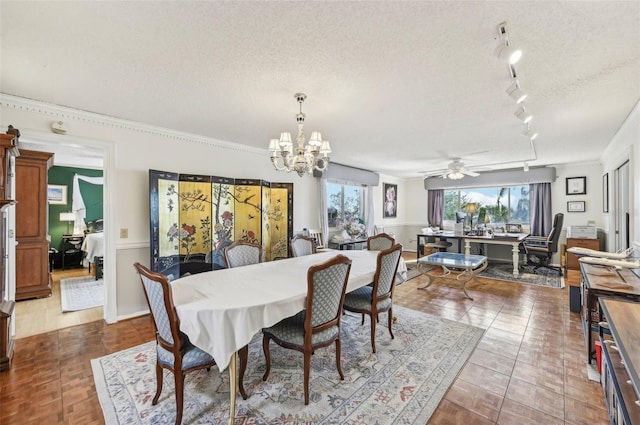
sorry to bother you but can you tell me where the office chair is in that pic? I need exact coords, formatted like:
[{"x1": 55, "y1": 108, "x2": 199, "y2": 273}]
[{"x1": 522, "y1": 213, "x2": 565, "y2": 276}]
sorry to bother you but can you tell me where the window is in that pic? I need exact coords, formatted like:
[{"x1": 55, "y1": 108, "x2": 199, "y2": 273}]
[
  {"x1": 444, "y1": 185, "x2": 529, "y2": 226},
  {"x1": 327, "y1": 181, "x2": 365, "y2": 227}
]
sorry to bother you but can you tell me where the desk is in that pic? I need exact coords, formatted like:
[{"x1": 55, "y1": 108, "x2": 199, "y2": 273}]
[
  {"x1": 416, "y1": 232, "x2": 463, "y2": 258},
  {"x1": 328, "y1": 238, "x2": 368, "y2": 250},
  {"x1": 463, "y1": 233, "x2": 528, "y2": 277},
  {"x1": 599, "y1": 299, "x2": 640, "y2": 424},
  {"x1": 171, "y1": 250, "x2": 384, "y2": 424},
  {"x1": 416, "y1": 252, "x2": 487, "y2": 299}
]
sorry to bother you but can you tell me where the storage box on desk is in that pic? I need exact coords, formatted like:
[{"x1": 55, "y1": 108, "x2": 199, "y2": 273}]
[{"x1": 567, "y1": 225, "x2": 597, "y2": 239}]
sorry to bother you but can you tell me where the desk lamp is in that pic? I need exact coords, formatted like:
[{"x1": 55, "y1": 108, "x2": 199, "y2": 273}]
[
  {"x1": 465, "y1": 203, "x2": 478, "y2": 229},
  {"x1": 60, "y1": 212, "x2": 75, "y2": 236}
]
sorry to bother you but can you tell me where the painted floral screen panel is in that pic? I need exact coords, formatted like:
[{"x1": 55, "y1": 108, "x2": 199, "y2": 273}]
[
  {"x1": 149, "y1": 170, "x2": 293, "y2": 277},
  {"x1": 149, "y1": 169, "x2": 180, "y2": 278},
  {"x1": 210, "y1": 176, "x2": 235, "y2": 270},
  {"x1": 178, "y1": 174, "x2": 214, "y2": 276}
]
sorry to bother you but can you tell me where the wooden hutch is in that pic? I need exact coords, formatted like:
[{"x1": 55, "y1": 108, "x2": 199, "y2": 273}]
[
  {"x1": 15, "y1": 149, "x2": 54, "y2": 300},
  {"x1": 0, "y1": 132, "x2": 19, "y2": 372}
]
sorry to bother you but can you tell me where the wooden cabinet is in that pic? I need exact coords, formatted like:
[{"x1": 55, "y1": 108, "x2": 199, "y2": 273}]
[
  {"x1": 566, "y1": 237, "x2": 600, "y2": 271},
  {"x1": 599, "y1": 299, "x2": 640, "y2": 425},
  {"x1": 15, "y1": 149, "x2": 54, "y2": 300},
  {"x1": 0, "y1": 133, "x2": 18, "y2": 372}
]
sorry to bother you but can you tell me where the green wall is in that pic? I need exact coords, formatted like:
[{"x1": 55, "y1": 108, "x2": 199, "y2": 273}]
[{"x1": 48, "y1": 166, "x2": 103, "y2": 250}]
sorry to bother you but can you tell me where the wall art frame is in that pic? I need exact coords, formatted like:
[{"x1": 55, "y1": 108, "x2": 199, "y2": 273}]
[
  {"x1": 603, "y1": 173, "x2": 609, "y2": 213},
  {"x1": 567, "y1": 200, "x2": 586, "y2": 213},
  {"x1": 566, "y1": 176, "x2": 586, "y2": 195},
  {"x1": 383, "y1": 183, "x2": 397, "y2": 218},
  {"x1": 47, "y1": 184, "x2": 67, "y2": 205}
]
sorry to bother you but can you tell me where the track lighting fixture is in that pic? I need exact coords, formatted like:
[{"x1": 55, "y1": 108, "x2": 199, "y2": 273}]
[
  {"x1": 506, "y1": 80, "x2": 527, "y2": 104},
  {"x1": 496, "y1": 22, "x2": 522, "y2": 64},
  {"x1": 522, "y1": 125, "x2": 538, "y2": 140},
  {"x1": 514, "y1": 106, "x2": 532, "y2": 124}
]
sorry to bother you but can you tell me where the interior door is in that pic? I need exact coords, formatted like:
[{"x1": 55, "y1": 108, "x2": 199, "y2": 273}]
[{"x1": 614, "y1": 160, "x2": 630, "y2": 251}]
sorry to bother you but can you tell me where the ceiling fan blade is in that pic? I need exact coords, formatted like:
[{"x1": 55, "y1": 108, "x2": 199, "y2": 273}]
[{"x1": 462, "y1": 169, "x2": 480, "y2": 177}]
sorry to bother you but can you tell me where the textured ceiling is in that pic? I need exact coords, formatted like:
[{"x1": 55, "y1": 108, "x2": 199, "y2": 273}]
[{"x1": 2, "y1": 1, "x2": 639, "y2": 177}]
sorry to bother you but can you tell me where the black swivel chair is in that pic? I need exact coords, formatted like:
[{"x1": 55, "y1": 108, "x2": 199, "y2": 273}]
[{"x1": 522, "y1": 213, "x2": 564, "y2": 276}]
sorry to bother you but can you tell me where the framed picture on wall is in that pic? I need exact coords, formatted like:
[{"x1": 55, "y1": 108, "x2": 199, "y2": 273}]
[
  {"x1": 47, "y1": 184, "x2": 67, "y2": 205},
  {"x1": 566, "y1": 176, "x2": 586, "y2": 195},
  {"x1": 567, "y1": 201, "x2": 585, "y2": 212},
  {"x1": 383, "y1": 183, "x2": 397, "y2": 218},
  {"x1": 603, "y1": 173, "x2": 609, "y2": 212}
]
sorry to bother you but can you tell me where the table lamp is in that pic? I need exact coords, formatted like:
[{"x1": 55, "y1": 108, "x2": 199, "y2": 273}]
[
  {"x1": 465, "y1": 203, "x2": 478, "y2": 228},
  {"x1": 60, "y1": 212, "x2": 75, "y2": 235}
]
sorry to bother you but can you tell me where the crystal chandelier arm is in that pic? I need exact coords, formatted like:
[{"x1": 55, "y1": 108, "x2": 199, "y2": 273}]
[{"x1": 267, "y1": 92, "x2": 331, "y2": 176}]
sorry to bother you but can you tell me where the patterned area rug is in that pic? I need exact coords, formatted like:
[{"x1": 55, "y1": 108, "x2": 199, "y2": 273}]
[
  {"x1": 404, "y1": 266, "x2": 422, "y2": 282},
  {"x1": 91, "y1": 306, "x2": 483, "y2": 424},
  {"x1": 60, "y1": 276, "x2": 104, "y2": 312},
  {"x1": 478, "y1": 263, "x2": 564, "y2": 288}
]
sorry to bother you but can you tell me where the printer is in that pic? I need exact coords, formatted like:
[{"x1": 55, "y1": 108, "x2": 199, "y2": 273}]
[{"x1": 567, "y1": 225, "x2": 597, "y2": 239}]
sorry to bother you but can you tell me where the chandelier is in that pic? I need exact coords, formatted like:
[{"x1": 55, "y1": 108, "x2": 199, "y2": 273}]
[{"x1": 268, "y1": 93, "x2": 332, "y2": 177}]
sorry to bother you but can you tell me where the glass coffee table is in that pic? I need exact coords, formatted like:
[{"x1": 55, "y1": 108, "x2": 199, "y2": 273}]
[{"x1": 416, "y1": 252, "x2": 488, "y2": 299}]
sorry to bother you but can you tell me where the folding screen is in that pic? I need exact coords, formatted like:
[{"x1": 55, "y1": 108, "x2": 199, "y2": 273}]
[{"x1": 149, "y1": 170, "x2": 293, "y2": 277}]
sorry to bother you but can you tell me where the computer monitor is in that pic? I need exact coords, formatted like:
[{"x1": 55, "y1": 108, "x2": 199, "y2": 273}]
[{"x1": 455, "y1": 211, "x2": 467, "y2": 223}]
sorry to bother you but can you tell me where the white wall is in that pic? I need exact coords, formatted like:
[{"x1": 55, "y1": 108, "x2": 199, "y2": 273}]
[
  {"x1": 3, "y1": 94, "x2": 637, "y2": 320},
  {"x1": 1, "y1": 95, "x2": 319, "y2": 319},
  {"x1": 601, "y1": 100, "x2": 639, "y2": 251}
]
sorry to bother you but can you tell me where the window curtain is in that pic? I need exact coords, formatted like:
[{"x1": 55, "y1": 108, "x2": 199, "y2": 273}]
[
  {"x1": 427, "y1": 189, "x2": 444, "y2": 228},
  {"x1": 319, "y1": 179, "x2": 329, "y2": 245},
  {"x1": 364, "y1": 185, "x2": 375, "y2": 237},
  {"x1": 72, "y1": 174, "x2": 104, "y2": 234},
  {"x1": 529, "y1": 182, "x2": 552, "y2": 236}
]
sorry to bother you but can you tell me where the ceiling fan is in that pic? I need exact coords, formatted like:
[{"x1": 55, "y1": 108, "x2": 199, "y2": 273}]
[{"x1": 423, "y1": 159, "x2": 480, "y2": 180}]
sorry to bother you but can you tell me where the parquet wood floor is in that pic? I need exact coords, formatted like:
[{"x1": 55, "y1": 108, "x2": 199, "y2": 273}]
[{"x1": 0, "y1": 255, "x2": 608, "y2": 424}]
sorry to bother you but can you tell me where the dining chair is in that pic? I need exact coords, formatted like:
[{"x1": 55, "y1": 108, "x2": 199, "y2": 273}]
[
  {"x1": 367, "y1": 232, "x2": 395, "y2": 251},
  {"x1": 308, "y1": 229, "x2": 325, "y2": 249},
  {"x1": 223, "y1": 241, "x2": 262, "y2": 268},
  {"x1": 262, "y1": 254, "x2": 353, "y2": 405},
  {"x1": 290, "y1": 235, "x2": 317, "y2": 257},
  {"x1": 133, "y1": 262, "x2": 247, "y2": 424},
  {"x1": 343, "y1": 244, "x2": 402, "y2": 353}
]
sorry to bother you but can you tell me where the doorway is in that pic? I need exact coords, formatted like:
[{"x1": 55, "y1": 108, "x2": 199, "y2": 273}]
[
  {"x1": 614, "y1": 160, "x2": 630, "y2": 251},
  {"x1": 12, "y1": 133, "x2": 109, "y2": 337}
]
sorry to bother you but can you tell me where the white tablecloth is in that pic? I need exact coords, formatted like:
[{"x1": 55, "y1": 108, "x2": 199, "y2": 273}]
[{"x1": 172, "y1": 250, "x2": 403, "y2": 371}]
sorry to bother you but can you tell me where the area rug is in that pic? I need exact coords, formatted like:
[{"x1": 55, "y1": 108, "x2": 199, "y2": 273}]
[
  {"x1": 479, "y1": 263, "x2": 564, "y2": 288},
  {"x1": 60, "y1": 276, "x2": 104, "y2": 312},
  {"x1": 91, "y1": 306, "x2": 483, "y2": 425},
  {"x1": 404, "y1": 265, "x2": 422, "y2": 282}
]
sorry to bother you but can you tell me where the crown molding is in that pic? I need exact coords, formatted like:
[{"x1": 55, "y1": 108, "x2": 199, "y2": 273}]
[{"x1": 0, "y1": 93, "x2": 265, "y2": 155}]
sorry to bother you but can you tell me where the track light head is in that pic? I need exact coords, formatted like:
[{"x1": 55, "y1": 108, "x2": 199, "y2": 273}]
[
  {"x1": 496, "y1": 45, "x2": 522, "y2": 64},
  {"x1": 506, "y1": 80, "x2": 527, "y2": 103},
  {"x1": 496, "y1": 22, "x2": 522, "y2": 64},
  {"x1": 515, "y1": 106, "x2": 532, "y2": 124},
  {"x1": 522, "y1": 125, "x2": 538, "y2": 140}
]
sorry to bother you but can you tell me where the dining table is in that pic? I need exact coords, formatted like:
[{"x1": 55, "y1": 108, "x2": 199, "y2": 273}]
[{"x1": 170, "y1": 249, "x2": 407, "y2": 424}]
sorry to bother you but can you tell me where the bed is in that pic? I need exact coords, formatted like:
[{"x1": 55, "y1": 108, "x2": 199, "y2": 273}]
[{"x1": 81, "y1": 220, "x2": 104, "y2": 278}]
